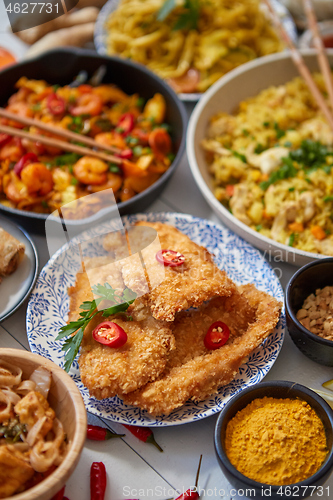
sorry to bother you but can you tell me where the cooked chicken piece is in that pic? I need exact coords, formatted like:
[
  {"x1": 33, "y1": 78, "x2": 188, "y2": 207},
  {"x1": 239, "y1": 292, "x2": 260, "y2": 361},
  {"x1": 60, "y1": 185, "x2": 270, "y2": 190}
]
[
  {"x1": 14, "y1": 391, "x2": 55, "y2": 438},
  {"x1": 230, "y1": 184, "x2": 252, "y2": 225},
  {"x1": 78, "y1": 299, "x2": 175, "y2": 399},
  {"x1": 133, "y1": 222, "x2": 236, "y2": 321},
  {"x1": 0, "y1": 445, "x2": 34, "y2": 498},
  {"x1": 207, "y1": 114, "x2": 236, "y2": 138},
  {"x1": 270, "y1": 201, "x2": 298, "y2": 242},
  {"x1": 315, "y1": 236, "x2": 333, "y2": 256},
  {"x1": 123, "y1": 284, "x2": 282, "y2": 416},
  {"x1": 299, "y1": 191, "x2": 315, "y2": 222},
  {"x1": 300, "y1": 118, "x2": 333, "y2": 146},
  {"x1": 247, "y1": 147, "x2": 289, "y2": 175},
  {"x1": 201, "y1": 139, "x2": 233, "y2": 157}
]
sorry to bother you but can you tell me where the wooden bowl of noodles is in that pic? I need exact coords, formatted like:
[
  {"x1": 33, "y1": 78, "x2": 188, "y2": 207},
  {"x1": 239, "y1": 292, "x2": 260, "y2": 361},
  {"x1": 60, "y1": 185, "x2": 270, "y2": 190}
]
[{"x1": 0, "y1": 348, "x2": 87, "y2": 500}]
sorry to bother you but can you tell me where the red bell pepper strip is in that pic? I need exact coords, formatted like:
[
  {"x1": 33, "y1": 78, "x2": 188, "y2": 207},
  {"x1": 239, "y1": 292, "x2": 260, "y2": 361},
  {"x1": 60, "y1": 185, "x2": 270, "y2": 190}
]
[
  {"x1": 51, "y1": 486, "x2": 65, "y2": 500},
  {"x1": 116, "y1": 113, "x2": 134, "y2": 136},
  {"x1": 0, "y1": 133, "x2": 11, "y2": 148},
  {"x1": 123, "y1": 424, "x2": 163, "y2": 452},
  {"x1": 204, "y1": 321, "x2": 230, "y2": 350},
  {"x1": 47, "y1": 93, "x2": 66, "y2": 116},
  {"x1": 174, "y1": 455, "x2": 202, "y2": 500},
  {"x1": 156, "y1": 249, "x2": 185, "y2": 267},
  {"x1": 90, "y1": 462, "x2": 107, "y2": 500},
  {"x1": 13, "y1": 152, "x2": 38, "y2": 178},
  {"x1": 92, "y1": 321, "x2": 127, "y2": 348},
  {"x1": 87, "y1": 424, "x2": 124, "y2": 441}
]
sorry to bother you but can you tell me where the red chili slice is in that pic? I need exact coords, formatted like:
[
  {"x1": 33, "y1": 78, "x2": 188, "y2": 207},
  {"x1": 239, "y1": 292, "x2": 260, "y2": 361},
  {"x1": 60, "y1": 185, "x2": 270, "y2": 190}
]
[
  {"x1": 13, "y1": 152, "x2": 38, "y2": 178},
  {"x1": 116, "y1": 113, "x2": 134, "y2": 136},
  {"x1": 0, "y1": 133, "x2": 11, "y2": 148},
  {"x1": 92, "y1": 321, "x2": 127, "y2": 348},
  {"x1": 156, "y1": 249, "x2": 185, "y2": 267},
  {"x1": 117, "y1": 148, "x2": 133, "y2": 160},
  {"x1": 46, "y1": 92, "x2": 66, "y2": 116},
  {"x1": 204, "y1": 321, "x2": 230, "y2": 350}
]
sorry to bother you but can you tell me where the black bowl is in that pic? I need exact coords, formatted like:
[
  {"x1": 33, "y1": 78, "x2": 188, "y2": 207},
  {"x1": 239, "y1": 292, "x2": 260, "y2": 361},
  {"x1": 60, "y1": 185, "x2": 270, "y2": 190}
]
[
  {"x1": 215, "y1": 381, "x2": 333, "y2": 500},
  {"x1": 285, "y1": 258, "x2": 333, "y2": 366},
  {"x1": 0, "y1": 48, "x2": 187, "y2": 234}
]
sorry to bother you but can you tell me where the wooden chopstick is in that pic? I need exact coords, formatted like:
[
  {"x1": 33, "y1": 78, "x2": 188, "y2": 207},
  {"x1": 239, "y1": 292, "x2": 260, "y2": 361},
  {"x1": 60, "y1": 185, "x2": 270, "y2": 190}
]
[
  {"x1": 0, "y1": 124, "x2": 123, "y2": 165},
  {"x1": 302, "y1": 0, "x2": 333, "y2": 112},
  {"x1": 262, "y1": 0, "x2": 333, "y2": 131},
  {"x1": 0, "y1": 107, "x2": 122, "y2": 155}
]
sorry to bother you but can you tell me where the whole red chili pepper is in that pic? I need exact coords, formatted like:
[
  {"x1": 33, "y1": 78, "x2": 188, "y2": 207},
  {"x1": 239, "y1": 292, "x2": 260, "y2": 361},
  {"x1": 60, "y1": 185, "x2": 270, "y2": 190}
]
[
  {"x1": 51, "y1": 486, "x2": 65, "y2": 500},
  {"x1": 87, "y1": 424, "x2": 124, "y2": 441},
  {"x1": 123, "y1": 424, "x2": 163, "y2": 452},
  {"x1": 174, "y1": 455, "x2": 202, "y2": 500},
  {"x1": 90, "y1": 462, "x2": 107, "y2": 500}
]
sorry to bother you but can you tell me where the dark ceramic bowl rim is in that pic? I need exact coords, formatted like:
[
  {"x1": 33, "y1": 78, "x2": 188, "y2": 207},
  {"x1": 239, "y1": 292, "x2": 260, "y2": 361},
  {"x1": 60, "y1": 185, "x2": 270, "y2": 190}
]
[
  {"x1": 215, "y1": 380, "x2": 333, "y2": 491},
  {"x1": 0, "y1": 47, "x2": 187, "y2": 227},
  {"x1": 285, "y1": 258, "x2": 333, "y2": 347}
]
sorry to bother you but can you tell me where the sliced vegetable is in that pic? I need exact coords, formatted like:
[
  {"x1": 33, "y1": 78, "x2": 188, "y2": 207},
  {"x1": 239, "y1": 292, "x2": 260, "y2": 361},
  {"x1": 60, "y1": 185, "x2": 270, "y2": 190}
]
[
  {"x1": 46, "y1": 93, "x2": 66, "y2": 116},
  {"x1": 87, "y1": 424, "x2": 124, "y2": 441},
  {"x1": 311, "y1": 225, "x2": 326, "y2": 240},
  {"x1": 92, "y1": 321, "x2": 127, "y2": 348},
  {"x1": 148, "y1": 128, "x2": 172, "y2": 159},
  {"x1": 156, "y1": 249, "x2": 185, "y2": 267},
  {"x1": 116, "y1": 113, "x2": 135, "y2": 136},
  {"x1": 0, "y1": 133, "x2": 11, "y2": 148},
  {"x1": 123, "y1": 424, "x2": 163, "y2": 452},
  {"x1": 204, "y1": 321, "x2": 230, "y2": 350},
  {"x1": 13, "y1": 152, "x2": 38, "y2": 178}
]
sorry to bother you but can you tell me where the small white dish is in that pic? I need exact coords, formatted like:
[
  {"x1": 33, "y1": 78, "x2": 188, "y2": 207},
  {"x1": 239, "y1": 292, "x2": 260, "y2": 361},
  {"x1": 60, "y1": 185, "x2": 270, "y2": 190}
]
[{"x1": 0, "y1": 215, "x2": 38, "y2": 321}]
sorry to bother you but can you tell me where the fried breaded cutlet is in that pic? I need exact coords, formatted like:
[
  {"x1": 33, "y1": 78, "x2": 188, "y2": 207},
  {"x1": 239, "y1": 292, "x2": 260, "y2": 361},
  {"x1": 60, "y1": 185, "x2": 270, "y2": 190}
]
[
  {"x1": 122, "y1": 221, "x2": 236, "y2": 321},
  {"x1": 123, "y1": 285, "x2": 282, "y2": 416},
  {"x1": 79, "y1": 299, "x2": 175, "y2": 399}
]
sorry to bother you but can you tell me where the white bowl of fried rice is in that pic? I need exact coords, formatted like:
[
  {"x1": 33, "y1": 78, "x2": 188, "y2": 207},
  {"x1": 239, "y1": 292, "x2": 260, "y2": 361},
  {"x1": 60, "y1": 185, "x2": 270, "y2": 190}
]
[{"x1": 187, "y1": 49, "x2": 333, "y2": 266}]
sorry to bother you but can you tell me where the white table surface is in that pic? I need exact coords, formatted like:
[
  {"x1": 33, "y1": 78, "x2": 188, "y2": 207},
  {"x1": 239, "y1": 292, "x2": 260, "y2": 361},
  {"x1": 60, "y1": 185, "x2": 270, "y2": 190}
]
[{"x1": 1, "y1": 4, "x2": 333, "y2": 499}]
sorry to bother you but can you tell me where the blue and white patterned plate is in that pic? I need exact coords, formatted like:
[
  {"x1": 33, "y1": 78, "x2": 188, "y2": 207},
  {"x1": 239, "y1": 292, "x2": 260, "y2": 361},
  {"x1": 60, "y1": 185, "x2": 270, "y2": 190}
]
[{"x1": 27, "y1": 213, "x2": 285, "y2": 426}]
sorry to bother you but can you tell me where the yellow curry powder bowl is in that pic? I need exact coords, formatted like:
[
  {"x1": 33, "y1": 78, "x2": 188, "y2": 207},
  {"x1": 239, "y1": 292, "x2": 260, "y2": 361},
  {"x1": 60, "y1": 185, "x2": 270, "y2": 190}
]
[{"x1": 214, "y1": 381, "x2": 333, "y2": 500}]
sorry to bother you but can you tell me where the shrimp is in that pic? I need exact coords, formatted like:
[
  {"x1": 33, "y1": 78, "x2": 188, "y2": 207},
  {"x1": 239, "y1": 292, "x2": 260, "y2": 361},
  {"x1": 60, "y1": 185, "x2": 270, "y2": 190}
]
[
  {"x1": 73, "y1": 156, "x2": 108, "y2": 185},
  {"x1": 21, "y1": 163, "x2": 54, "y2": 196},
  {"x1": 87, "y1": 172, "x2": 123, "y2": 193},
  {"x1": 71, "y1": 94, "x2": 103, "y2": 117},
  {"x1": 3, "y1": 172, "x2": 28, "y2": 203},
  {"x1": 94, "y1": 132, "x2": 126, "y2": 149},
  {"x1": 6, "y1": 102, "x2": 34, "y2": 128},
  {"x1": 0, "y1": 138, "x2": 24, "y2": 163}
]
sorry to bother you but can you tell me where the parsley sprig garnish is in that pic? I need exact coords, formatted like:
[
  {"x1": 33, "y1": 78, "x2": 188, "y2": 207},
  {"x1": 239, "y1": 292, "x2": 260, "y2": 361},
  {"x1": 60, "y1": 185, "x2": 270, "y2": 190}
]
[
  {"x1": 157, "y1": 0, "x2": 200, "y2": 30},
  {"x1": 56, "y1": 284, "x2": 137, "y2": 372}
]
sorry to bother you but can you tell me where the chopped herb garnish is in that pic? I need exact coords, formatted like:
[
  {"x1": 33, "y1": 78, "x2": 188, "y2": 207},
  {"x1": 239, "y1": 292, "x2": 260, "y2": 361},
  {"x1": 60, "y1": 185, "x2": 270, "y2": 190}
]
[
  {"x1": 230, "y1": 150, "x2": 247, "y2": 163},
  {"x1": 260, "y1": 157, "x2": 297, "y2": 190},
  {"x1": 31, "y1": 103, "x2": 41, "y2": 111},
  {"x1": 288, "y1": 233, "x2": 295, "y2": 247},
  {"x1": 255, "y1": 224, "x2": 262, "y2": 231},
  {"x1": 52, "y1": 84, "x2": 60, "y2": 91},
  {"x1": 56, "y1": 284, "x2": 136, "y2": 372},
  {"x1": 254, "y1": 143, "x2": 267, "y2": 155},
  {"x1": 242, "y1": 129, "x2": 250, "y2": 137},
  {"x1": 167, "y1": 152, "x2": 176, "y2": 162},
  {"x1": 284, "y1": 141, "x2": 292, "y2": 148},
  {"x1": 71, "y1": 177, "x2": 78, "y2": 185},
  {"x1": 125, "y1": 135, "x2": 139, "y2": 146},
  {"x1": 263, "y1": 121, "x2": 270, "y2": 128},
  {"x1": 109, "y1": 163, "x2": 121, "y2": 174},
  {"x1": 158, "y1": 0, "x2": 200, "y2": 30},
  {"x1": 324, "y1": 195, "x2": 333, "y2": 202},
  {"x1": 115, "y1": 127, "x2": 124, "y2": 134},
  {"x1": 133, "y1": 146, "x2": 143, "y2": 156},
  {"x1": 94, "y1": 118, "x2": 112, "y2": 132},
  {"x1": 41, "y1": 200, "x2": 48, "y2": 208},
  {"x1": 136, "y1": 97, "x2": 145, "y2": 108},
  {"x1": 159, "y1": 123, "x2": 172, "y2": 133},
  {"x1": 54, "y1": 153, "x2": 81, "y2": 166},
  {"x1": 288, "y1": 187, "x2": 295, "y2": 192},
  {"x1": 274, "y1": 122, "x2": 286, "y2": 140}
]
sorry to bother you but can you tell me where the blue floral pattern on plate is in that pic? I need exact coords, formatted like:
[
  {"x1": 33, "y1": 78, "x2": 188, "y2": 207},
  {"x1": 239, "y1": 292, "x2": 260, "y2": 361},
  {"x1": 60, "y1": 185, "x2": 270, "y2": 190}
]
[{"x1": 27, "y1": 212, "x2": 285, "y2": 426}]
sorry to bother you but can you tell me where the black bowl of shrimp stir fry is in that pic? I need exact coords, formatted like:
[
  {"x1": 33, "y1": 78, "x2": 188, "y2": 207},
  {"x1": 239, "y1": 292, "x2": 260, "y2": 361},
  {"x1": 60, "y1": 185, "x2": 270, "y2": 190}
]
[{"x1": 0, "y1": 48, "x2": 187, "y2": 232}]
